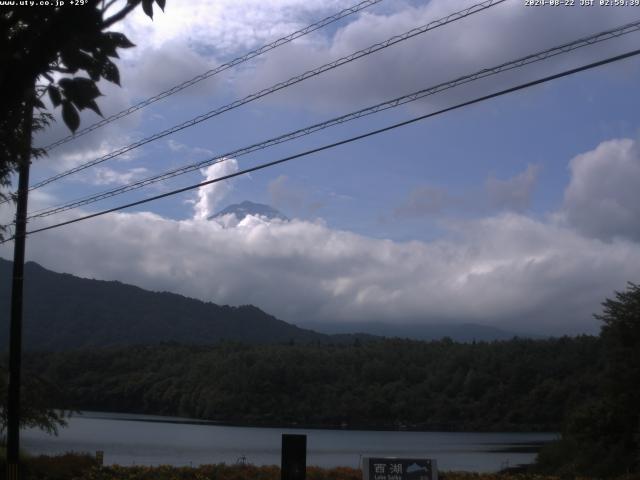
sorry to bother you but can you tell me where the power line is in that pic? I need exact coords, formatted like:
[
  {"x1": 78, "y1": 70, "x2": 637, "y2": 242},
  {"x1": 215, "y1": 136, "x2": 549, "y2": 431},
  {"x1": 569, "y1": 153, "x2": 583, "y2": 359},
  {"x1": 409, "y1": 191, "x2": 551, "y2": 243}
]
[
  {"x1": 25, "y1": 0, "x2": 506, "y2": 192},
  {"x1": 26, "y1": 19, "x2": 640, "y2": 220},
  {"x1": 40, "y1": 0, "x2": 386, "y2": 152},
  {"x1": 7, "y1": 47, "x2": 638, "y2": 243}
]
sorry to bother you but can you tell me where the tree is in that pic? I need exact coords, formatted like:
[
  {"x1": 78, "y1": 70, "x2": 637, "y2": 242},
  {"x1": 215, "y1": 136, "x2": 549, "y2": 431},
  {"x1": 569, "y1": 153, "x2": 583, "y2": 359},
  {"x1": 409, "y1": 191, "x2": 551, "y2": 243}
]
[
  {"x1": 537, "y1": 282, "x2": 640, "y2": 476},
  {"x1": 0, "y1": 0, "x2": 166, "y2": 213},
  {"x1": 594, "y1": 282, "x2": 640, "y2": 473},
  {"x1": 0, "y1": 364, "x2": 69, "y2": 436},
  {"x1": 0, "y1": 0, "x2": 167, "y2": 444}
]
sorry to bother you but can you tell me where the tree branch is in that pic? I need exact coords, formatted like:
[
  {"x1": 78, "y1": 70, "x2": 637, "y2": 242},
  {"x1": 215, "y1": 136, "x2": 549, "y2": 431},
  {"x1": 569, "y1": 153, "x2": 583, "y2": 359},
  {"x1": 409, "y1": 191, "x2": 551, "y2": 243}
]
[
  {"x1": 102, "y1": 0, "x2": 120, "y2": 14},
  {"x1": 103, "y1": 1, "x2": 140, "y2": 28}
]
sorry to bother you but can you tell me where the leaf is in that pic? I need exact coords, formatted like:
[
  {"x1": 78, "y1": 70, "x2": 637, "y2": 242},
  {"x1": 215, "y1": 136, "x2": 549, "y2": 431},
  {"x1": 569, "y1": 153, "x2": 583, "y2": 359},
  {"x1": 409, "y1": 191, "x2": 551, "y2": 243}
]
[
  {"x1": 33, "y1": 98, "x2": 46, "y2": 110},
  {"x1": 96, "y1": 33, "x2": 120, "y2": 58},
  {"x1": 142, "y1": 0, "x2": 153, "y2": 18},
  {"x1": 103, "y1": 32, "x2": 136, "y2": 49},
  {"x1": 155, "y1": 0, "x2": 165, "y2": 11},
  {"x1": 86, "y1": 63, "x2": 101, "y2": 82},
  {"x1": 48, "y1": 86, "x2": 62, "y2": 107},
  {"x1": 59, "y1": 77, "x2": 102, "y2": 104},
  {"x1": 60, "y1": 49, "x2": 95, "y2": 74},
  {"x1": 59, "y1": 77, "x2": 103, "y2": 117},
  {"x1": 85, "y1": 100, "x2": 102, "y2": 117},
  {"x1": 61, "y1": 101, "x2": 80, "y2": 132},
  {"x1": 101, "y1": 59, "x2": 120, "y2": 86}
]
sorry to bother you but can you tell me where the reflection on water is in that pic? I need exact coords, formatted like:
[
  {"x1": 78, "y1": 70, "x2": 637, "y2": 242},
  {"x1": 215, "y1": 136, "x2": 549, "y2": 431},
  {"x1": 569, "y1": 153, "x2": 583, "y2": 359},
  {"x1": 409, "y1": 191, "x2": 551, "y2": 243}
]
[{"x1": 21, "y1": 412, "x2": 556, "y2": 472}]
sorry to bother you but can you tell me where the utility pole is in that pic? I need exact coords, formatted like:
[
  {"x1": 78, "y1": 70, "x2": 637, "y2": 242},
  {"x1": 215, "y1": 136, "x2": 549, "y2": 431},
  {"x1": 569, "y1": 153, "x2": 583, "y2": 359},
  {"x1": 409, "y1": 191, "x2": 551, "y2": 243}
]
[{"x1": 6, "y1": 90, "x2": 34, "y2": 480}]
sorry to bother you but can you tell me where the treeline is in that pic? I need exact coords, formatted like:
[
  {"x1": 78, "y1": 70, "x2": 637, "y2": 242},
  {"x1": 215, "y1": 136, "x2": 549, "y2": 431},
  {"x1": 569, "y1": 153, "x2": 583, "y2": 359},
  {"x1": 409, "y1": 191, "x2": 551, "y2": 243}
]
[{"x1": 23, "y1": 336, "x2": 603, "y2": 431}]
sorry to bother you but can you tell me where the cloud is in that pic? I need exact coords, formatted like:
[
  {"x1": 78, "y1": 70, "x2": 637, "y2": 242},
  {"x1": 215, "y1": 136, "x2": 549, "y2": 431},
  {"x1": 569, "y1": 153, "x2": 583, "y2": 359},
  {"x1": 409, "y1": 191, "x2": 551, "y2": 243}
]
[
  {"x1": 269, "y1": 175, "x2": 304, "y2": 209},
  {"x1": 93, "y1": 167, "x2": 149, "y2": 186},
  {"x1": 120, "y1": 40, "x2": 219, "y2": 101},
  {"x1": 486, "y1": 164, "x2": 540, "y2": 212},
  {"x1": 268, "y1": 175, "x2": 324, "y2": 218},
  {"x1": 3, "y1": 134, "x2": 640, "y2": 337},
  {"x1": 394, "y1": 164, "x2": 540, "y2": 219},
  {"x1": 1, "y1": 205, "x2": 638, "y2": 336},
  {"x1": 393, "y1": 185, "x2": 452, "y2": 218},
  {"x1": 25, "y1": 0, "x2": 639, "y2": 195},
  {"x1": 167, "y1": 139, "x2": 213, "y2": 157},
  {"x1": 30, "y1": 78, "x2": 143, "y2": 193},
  {"x1": 231, "y1": 0, "x2": 637, "y2": 112},
  {"x1": 192, "y1": 158, "x2": 239, "y2": 220},
  {"x1": 560, "y1": 138, "x2": 640, "y2": 242},
  {"x1": 119, "y1": 0, "x2": 346, "y2": 54}
]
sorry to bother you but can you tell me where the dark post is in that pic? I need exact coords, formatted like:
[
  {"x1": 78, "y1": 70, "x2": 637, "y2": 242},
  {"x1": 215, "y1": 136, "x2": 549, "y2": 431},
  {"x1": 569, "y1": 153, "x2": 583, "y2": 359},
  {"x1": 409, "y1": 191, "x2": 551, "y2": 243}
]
[
  {"x1": 281, "y1": 434, "x2": 306, "y2": 480},
  {"x1": 6, "y1": 91, "x2": 34, "y2": 480}
]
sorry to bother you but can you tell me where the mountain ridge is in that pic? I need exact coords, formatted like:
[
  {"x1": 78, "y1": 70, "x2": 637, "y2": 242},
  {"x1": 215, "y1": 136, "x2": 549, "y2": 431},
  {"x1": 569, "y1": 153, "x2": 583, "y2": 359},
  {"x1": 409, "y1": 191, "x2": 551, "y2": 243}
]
[
  {"x1": 208, "y1": 200, "x2": 288, "y2": 222},
  {"x1": 0, "y1": 258, "x2": 343, "y2": 351},
  {"x1": 0, "y1": 258, "x2": 537, "y2": 352}
]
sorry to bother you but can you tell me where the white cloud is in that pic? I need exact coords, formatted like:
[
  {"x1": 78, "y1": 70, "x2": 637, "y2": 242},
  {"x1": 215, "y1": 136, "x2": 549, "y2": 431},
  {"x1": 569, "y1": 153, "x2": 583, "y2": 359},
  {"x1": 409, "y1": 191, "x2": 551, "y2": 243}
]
[
  {"x1": 230, "y1": 0, "x2": 637, "y2": 112},
  {"x1": 30, "y1": 79, "x2": 143, "y2": 191},
  {"x1": 119, "y1": 0, "x2": 346, "y2": 54},
  {"x1": 192, "y1": 158, "x2": 239, "y2": 220},
  {"x1": 26, "y1": 0, "x2": 639, "y2": 193},
  {"x1": 213, "y1": 212, "x2": 285, "y2": 229},
  {"x1": 560, "y1": 138, "x2": 640, "y2": 242},
  {"x1": 120, "y1": 39, "x2": 219, "y2": 100},
  {"x1": 5, "y1": 134, "x2": 640, "y2": 337},
  {"x1": 1, "y1": 206, "x2": 638, "y2": 336},
  {"x1": 93, "y1": 167, "x2": 149, "y2": 186},
  {"x1": 167, "y1": 139, "x2": 213, "y2": 157}
]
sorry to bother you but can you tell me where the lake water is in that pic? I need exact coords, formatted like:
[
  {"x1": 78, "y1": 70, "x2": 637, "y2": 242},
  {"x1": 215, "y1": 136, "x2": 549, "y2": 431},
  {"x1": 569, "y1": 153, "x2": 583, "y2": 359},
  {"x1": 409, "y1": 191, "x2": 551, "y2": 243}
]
[{"x1": 21, "y1": 412, "x2": 556, "y2": 472}]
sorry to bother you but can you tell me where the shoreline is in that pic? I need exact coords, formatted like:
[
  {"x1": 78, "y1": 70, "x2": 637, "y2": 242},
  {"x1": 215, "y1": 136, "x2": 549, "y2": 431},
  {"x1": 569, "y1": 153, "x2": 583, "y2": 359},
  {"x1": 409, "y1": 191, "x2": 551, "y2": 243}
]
[{"x1": 74, "y1": 410, "x2": 559, "y2": 436}]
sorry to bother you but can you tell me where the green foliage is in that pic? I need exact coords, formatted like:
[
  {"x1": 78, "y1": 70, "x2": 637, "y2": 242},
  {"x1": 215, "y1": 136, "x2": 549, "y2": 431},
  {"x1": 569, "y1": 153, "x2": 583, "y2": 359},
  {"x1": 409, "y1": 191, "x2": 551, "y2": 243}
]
[
  {"x1": 536, "y1": 283, "x2": 640, "y2": 477},
  {"x1": 25, "y1": 336, "x2": 603, "y2": 432},
  {"x1": 0, "y1": 0, "x2": 166, "y2": 225},
  {"x1": 0, "y1": 364, "x2": 70, "y2": 436}
]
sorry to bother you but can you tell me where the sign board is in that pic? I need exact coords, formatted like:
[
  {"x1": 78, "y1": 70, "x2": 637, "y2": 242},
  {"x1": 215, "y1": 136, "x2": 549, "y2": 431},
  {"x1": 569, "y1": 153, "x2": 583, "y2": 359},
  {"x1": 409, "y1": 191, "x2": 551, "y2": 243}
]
[
  {"x1": 362, "y1": 457, "x2": 437, "y2": 480},
  {"x1": 281, "y1": 434, "x2": 306, "y2": 480}
]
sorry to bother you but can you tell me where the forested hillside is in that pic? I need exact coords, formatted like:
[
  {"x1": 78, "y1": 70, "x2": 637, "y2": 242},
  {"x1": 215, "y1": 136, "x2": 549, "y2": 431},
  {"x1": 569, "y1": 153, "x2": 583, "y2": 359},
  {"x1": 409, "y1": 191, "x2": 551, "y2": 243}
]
[
  {"x1": 24, "y1": 336, "x2": 603, "y2": 431},
  {"x1": 0, "y1": 259, "x2": 347, "y2": 350},
  {"x1": 0, "y1": 258, "x2": 524, "y2": 349}
]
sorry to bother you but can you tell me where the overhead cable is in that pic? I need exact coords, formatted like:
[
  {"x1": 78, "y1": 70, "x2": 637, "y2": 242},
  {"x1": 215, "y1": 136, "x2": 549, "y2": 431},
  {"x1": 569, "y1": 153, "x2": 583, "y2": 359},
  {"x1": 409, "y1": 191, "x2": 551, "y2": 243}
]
[
  {"x1": 27, "y1": 19, "x2": 640, "y2": 220},
  {"x1": 26, "y1": 0, "x2": 506, "y2": 192},
  {"x1": 41, "y1": 0, "x2": 386, "y2": 151},
  {"x1": 6, "y1": 47, "x2": 638, "y2": 243}
]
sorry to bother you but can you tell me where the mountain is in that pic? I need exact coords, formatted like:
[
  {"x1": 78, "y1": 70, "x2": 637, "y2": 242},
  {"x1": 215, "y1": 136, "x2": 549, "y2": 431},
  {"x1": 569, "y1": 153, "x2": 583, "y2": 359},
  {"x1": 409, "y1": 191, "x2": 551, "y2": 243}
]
[
  {"x1": 0, "y1": 258, "x2": 536, "y2": 352},
  {"x1": 209, "y1": 200, "x2": 288, "y2": 222},
  {"x1": 0, "y1": 258, "x2": 344, "y2": 352},
  {"x1": 300, "y1": 320, "x2": 539, "y2": 342}
]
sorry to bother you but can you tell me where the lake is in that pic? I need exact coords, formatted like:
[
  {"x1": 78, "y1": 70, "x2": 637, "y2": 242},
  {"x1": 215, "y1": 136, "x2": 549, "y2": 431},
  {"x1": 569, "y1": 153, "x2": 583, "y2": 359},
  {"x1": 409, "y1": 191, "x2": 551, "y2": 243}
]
[{"x1": 21, "y1": 412, "x2": 556, "y2": 472}]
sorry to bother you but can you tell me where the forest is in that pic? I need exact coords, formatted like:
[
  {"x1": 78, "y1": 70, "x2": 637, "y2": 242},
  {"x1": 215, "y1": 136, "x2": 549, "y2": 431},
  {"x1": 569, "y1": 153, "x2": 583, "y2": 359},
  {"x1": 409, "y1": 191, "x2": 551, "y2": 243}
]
[
  {"x1": 22, "y1": 336, "x2": 603, "y2": 432},
  {"x1": 3, "y1": 283, "x2": 638, "y2": 476}
]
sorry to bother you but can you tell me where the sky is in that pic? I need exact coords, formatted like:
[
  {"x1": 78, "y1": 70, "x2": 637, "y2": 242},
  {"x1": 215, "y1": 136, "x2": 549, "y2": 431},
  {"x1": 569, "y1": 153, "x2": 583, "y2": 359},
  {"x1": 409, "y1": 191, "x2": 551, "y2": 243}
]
[{"x1": 2, "y1": 0, "x2": 640, "y2": 335}]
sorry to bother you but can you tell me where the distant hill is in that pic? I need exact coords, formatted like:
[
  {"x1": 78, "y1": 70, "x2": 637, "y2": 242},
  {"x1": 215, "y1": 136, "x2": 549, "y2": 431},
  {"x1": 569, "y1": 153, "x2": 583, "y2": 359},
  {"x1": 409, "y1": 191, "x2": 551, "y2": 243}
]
[
  {"x1": 0, "y1": 258, "x2": 367, "y2": 352},
  {"x1": 209, "y1": 200, "x2": 288, "y2": 222},
  {"x1": 300, "y1": 321, "x2": 538, "y2": 342}
]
